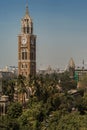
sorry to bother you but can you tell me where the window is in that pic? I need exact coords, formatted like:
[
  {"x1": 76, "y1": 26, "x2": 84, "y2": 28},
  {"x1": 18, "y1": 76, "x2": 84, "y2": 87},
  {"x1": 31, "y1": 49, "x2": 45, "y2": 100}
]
[
  {"x1": 22, "y1": 52, "x2": 24, "y2": 60},
  {"x1": 25, "y1": 64, "x2": 27, "y2": 68},
  {"x1": 31, "y1": 51, "x2": 34, "y2": 60},
  {"x1": 21, "y1": 63, "x2": 27, "y2": 69},
  {"x1": 25, "y1": 52, "x2": 27, "y2": 59},
  {"x1": 31, "y1": 63, "x2": 35, "y2": 75},
  {"x1": 27, "y1": 27, "x2": 29, "y2": 33},
  {"x1": 25, "y1": 72, "x2": 27, "y2": 76},
  {"x1": 22, "y1": 64, "x2": 23, "y2": 68},
  {"x1": 22, "y1": 49, "x2": 27, "y2": 60},
  {"x1": 34, "y1": 38, "x2": 36, "y2": 44},
  {"x1": 31, "y1": 27, "x2": 33, "y2": 34}
]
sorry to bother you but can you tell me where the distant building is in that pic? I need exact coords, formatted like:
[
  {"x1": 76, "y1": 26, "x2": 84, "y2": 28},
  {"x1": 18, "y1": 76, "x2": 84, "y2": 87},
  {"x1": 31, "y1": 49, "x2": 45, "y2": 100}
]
[
  {"x1": 68, "y1": 58, "x2": 75, "y2": 79},
  {"x1": 67, "y1": 58, "x2": 87, "y2": 81},
  {"x1": 0, "y1": 71, "x2": 14, "y2": 79},
  {"x1": 0, "y1": 95, "x2": 9, "y2": 115},
  {"x1": 37, "y1": 66, "x2": 65, "y2": 75},
  {"x1": 0, "y1": 66, "x2": 18, "y2": 79}
]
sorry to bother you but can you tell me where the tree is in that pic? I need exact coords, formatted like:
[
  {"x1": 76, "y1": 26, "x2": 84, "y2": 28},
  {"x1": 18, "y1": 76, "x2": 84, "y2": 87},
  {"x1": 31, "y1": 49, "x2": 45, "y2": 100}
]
[
  {"x1": 56, "y1": 112, "x2": 87, "y2": 130},
  {"x1": 59, "y1": 71, "x2": 77, "y2": 91},
  {"x1": 17, "y1": 75, "x2": 27, "y2": 105},
  {"x1": 2, "y1": 79, "x2": 15, "y2": 101},
  {"x1": 7, "y1": 102, "x2": 22, "y2": 119},
  {"x1": 18, "y1": 101, "x2": 44, "y2": 130}
]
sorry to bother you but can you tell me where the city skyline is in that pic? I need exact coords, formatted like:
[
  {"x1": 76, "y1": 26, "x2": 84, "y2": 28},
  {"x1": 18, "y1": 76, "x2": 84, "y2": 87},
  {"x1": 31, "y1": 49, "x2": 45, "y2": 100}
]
[{"x1": 0, "y1": 0, "x2": 87, "y2": 69}]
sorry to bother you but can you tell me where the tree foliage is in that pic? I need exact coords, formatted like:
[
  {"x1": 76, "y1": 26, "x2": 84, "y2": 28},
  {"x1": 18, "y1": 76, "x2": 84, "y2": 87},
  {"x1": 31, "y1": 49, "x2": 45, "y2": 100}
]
[
  {"x1": 1, "y1": 72, "x2": 87, "y2": 129},
  {"x1": 7, "y1": 102, "x2": 22, "y2": 119}
]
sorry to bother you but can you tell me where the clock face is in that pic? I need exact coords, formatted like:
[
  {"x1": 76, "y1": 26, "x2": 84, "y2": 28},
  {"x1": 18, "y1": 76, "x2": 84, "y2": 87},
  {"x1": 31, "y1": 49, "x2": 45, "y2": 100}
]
[{"x1": 22, "y1": 37, "x2": 27, "y2": 45}]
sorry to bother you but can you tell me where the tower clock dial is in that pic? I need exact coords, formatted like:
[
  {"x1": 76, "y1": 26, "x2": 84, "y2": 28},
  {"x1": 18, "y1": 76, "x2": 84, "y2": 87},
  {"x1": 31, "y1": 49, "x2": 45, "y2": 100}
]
[{"x1": 21, "y1": 37, "x2": 27, "y2": 45}]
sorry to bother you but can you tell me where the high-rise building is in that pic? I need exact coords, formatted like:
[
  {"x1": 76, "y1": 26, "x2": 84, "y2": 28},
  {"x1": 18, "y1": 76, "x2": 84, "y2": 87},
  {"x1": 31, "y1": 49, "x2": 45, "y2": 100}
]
[{"x1": 18, "y1": 4, "x2": 36, "y2": 77}]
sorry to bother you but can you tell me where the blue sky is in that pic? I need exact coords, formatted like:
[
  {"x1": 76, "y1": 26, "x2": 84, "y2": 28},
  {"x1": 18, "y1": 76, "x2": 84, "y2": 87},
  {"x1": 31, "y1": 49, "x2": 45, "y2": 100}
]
[{"x1": 0, "y1": 0, "x2": 87, "y2": 69}]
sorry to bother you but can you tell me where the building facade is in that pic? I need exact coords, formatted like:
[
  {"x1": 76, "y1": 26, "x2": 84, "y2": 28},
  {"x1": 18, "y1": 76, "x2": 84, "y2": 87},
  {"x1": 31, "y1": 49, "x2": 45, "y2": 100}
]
[{"x1": 18, "y1": 5, "x2": 36, "y2": 77}]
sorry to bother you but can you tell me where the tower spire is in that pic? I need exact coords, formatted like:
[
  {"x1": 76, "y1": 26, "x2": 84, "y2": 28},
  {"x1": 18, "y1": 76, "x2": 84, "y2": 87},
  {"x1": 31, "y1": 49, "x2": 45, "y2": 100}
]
[{"x1": 26, "y1": 0, "x2": 29, "y2": 15}]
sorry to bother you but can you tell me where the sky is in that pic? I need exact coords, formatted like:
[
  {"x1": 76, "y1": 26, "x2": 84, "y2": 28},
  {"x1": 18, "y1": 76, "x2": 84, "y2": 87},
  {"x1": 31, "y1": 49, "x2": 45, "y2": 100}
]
[{"x1": 0, "y1": 0, "x2": 87, "y2": 70}]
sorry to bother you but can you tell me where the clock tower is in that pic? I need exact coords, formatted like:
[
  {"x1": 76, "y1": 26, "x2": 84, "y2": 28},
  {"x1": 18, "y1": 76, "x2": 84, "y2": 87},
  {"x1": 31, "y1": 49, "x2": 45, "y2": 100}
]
[{"x1": 18, "y1": 4, "x2": 36, "y2": 77}]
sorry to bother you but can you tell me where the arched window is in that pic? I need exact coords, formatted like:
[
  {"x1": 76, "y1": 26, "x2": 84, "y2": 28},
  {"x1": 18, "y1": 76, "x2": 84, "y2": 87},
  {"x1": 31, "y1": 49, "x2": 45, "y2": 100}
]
[
  {"x1": 22, "y1": 49, "x2": 27, "y2": 60},
  {"x1": 31, "y1": 63, "x2": 35, "y2": 75},
  {"x1": 27, "y1": 27, "x2": 29, "y2": 33},
  {"x1": 21, "y1": 63, "x2": 28, "y2": 69},
  {"x1": 30, "y1": 51, "x2": 34, "y2": 60},
  {"x1": 23, "y1": 27, "x2": 26, "y2": 33}
]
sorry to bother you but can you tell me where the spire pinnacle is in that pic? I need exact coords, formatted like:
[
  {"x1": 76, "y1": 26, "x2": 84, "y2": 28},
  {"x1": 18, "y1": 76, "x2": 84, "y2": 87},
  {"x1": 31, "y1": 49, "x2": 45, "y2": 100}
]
[{"x1": 26, "y1": 0, "x2": 29, "y2": 15}]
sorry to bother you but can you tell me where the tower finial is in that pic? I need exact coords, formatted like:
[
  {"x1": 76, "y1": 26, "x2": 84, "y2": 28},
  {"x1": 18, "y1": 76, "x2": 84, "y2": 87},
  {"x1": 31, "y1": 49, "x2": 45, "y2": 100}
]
[{"x1": 26, "y1": 0, "x2": 29, "y2": 15}]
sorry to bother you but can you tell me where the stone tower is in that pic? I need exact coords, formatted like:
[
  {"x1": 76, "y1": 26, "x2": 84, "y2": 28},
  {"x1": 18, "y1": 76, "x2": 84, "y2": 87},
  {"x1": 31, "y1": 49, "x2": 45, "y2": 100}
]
[{"x1": 18, "y1": 4, "x2": 36, "y2": 77}]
